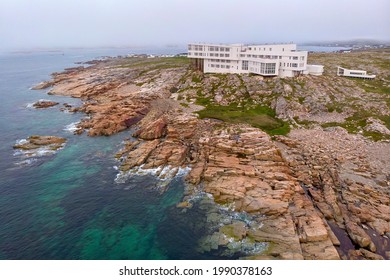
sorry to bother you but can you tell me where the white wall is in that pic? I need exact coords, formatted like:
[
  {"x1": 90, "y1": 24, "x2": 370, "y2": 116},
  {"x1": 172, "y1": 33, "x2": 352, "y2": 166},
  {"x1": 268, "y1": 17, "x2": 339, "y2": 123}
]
[
  {"x1": 307, "y1": 65, "x2": 324, "y2": 76},
  {"x1": 188, "y1": 43, "x2": 313, "y2": 78}
]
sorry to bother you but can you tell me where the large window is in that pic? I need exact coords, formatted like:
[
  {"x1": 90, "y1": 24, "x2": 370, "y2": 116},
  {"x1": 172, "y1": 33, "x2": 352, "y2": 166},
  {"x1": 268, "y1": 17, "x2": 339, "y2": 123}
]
[
  {"x1": 242, "y1": 60, "x2": 249, "y2": 70},
  {"x1": 265, "y1": 63, "x2": 275, "y2": 74}
]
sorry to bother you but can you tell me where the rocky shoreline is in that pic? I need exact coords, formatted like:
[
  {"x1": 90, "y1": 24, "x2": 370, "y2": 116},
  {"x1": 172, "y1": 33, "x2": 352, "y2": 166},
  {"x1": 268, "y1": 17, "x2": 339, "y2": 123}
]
[{"x1": 31, "y1": 51, "x2": 390, "y2": 259}]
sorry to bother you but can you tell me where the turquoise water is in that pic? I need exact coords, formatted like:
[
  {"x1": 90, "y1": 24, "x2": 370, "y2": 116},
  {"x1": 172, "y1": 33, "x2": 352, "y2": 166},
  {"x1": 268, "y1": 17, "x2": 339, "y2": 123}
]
[{"x1": 0, "y1": 49, "x2": 226, "y2": 260}]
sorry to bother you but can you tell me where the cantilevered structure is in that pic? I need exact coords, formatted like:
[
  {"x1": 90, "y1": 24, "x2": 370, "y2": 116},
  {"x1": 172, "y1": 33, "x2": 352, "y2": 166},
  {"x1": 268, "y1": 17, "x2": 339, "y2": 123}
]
[
  {"x1": 188, "y1": 43, "x2": 323, "y2": 78},
  {"x1": 337, "y1": 66, "x2": 376, "y2": 79}
]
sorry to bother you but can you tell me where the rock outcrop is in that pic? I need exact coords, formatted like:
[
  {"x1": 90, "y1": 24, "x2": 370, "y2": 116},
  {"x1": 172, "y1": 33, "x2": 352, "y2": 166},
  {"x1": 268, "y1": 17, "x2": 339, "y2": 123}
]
[
  {"x1": 13, "y1": 135, "x2": 66, "y2": 150},
  {"x1": 32, "y1": 100, "x2": 59, "y2": 108}
]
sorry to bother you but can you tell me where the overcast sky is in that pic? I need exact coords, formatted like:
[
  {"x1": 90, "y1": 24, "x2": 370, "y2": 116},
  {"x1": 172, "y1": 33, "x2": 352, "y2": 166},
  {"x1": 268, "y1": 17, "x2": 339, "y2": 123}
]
[{"x1": 0, "y1": 0, "x2": 389, "y2": 51}]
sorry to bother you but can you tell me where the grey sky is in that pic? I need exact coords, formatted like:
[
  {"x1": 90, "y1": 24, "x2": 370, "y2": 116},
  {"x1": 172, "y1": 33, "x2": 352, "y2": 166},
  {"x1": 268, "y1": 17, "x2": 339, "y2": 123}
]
[{"x1": 0, "y1": 0, "x2": 389, "y2": 50}]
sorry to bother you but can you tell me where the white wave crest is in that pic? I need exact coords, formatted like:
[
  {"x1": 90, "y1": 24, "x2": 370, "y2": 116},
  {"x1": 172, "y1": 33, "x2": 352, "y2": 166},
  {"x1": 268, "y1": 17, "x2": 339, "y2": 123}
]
[
  {"x1": 63, "y1": 122, "x2": 80, "y2": 133},
  {"x1": 114, "y1": 164, "x2": 192, "y2": 184},
  {"x1": 15, "y1": 139, "x2": 28, "y2": 145}
]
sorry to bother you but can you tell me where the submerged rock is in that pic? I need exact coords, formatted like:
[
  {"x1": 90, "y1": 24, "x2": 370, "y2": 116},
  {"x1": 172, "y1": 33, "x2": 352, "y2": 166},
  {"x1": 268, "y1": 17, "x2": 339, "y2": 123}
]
[{"x1": 13, "y1": 135, "x2": 66, "y2": 151}]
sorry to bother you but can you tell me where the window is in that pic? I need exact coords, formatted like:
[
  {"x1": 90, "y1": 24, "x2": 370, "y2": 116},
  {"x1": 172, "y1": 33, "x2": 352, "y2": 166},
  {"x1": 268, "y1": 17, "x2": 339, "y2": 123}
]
[
  {"x1": 282, "y1": 48, "x2": 284, "y2": 51},
  {"x1": 293, "y1": 56, "x2": 298, "y2": 60},
  {"x1": 215, "y1": 47, "x2": 219, "y2": 51},
  {"x1": 225, "y1": 54, "x2": 229, "y2": 57},
  {"x1": 265, "y1": 63, "x2": 276, "y2": 74},
  {"x1": 225, "y1": 48, "x2": 230, "y2": 52},
  {"x1": 292, "y1": 63, "x2": 298, "y2": 67},
  {"x1": 350, "y1": 72, "x2": 363, "y2": 75},
  {"x1": 242, "y1": 60, "x2": 249, "y2": 70},
  {"x1": 269, "y1": 48, "x2": 272, "y2": 51}
]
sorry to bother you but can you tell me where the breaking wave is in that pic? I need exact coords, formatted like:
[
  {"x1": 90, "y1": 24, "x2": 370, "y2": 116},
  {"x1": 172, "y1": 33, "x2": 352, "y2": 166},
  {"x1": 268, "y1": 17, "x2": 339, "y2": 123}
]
[{"x1": 63, "y1": 122, "x2": 80, "y2": 133}]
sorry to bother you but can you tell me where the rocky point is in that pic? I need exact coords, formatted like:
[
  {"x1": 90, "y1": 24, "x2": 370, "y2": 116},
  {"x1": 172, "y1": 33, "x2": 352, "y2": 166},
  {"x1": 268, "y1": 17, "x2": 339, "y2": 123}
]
[{"x1": 31, "y1": 50, "x2": 390, "y2": 259}]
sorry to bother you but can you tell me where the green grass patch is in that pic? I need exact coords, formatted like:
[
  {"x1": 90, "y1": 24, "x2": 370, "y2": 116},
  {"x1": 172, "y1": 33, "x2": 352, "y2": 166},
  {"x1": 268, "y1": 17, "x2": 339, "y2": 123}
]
[
  {"x1": 192, "y1": 76, "x2": 202, "y2": 83},
  {"x1": 195, "y1": 97, "x2": 211, "y2": 106},
  {"x1": 320, "y1": 111, "x2": 390, "y2": 141},
  {"x1": 352, "y1": 77, "x2": 390, "y2": 95},
  {"x1": 195, "y1": 101, "x2": 290, "y2": 135},
  {"x1": 180, "y1": 102, "x2": 189, "y2": 108},
  {"x1": 297, "y1": 96, "x2": 305, "y2": 104}
]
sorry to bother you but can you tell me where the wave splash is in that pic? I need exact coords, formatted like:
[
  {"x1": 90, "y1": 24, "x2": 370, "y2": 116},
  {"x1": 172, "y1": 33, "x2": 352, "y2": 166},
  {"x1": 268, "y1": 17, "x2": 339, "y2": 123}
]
[
  {"x1": 114, "y1": 164, "x2": 191, "y2": 185},
  {"x1": 13, "y1": 138, "x2": 66, "y2": 166},
  {"x1": 63, "y1": 122, "x2": 80, "y2": 133}
]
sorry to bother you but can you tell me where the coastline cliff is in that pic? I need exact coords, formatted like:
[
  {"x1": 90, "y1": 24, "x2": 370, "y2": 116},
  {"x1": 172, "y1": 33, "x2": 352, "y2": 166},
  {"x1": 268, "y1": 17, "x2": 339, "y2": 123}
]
[{"x1": 31, "y1": 49, "x2": 390, "y2": 260}]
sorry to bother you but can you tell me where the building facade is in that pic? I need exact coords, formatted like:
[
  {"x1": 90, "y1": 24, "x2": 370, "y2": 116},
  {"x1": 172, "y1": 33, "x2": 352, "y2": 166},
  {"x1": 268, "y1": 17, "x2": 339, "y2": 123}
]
[
  {"x1": 337, "y1": 66, "x2": 375, "y2": 79},
  {"x1": 188, "y1": 43, "x2": 322, "y2": 78}
]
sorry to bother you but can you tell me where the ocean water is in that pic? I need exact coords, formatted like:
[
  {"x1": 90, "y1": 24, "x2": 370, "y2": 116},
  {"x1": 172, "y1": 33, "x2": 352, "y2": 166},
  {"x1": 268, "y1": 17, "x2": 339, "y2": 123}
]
[{"x1": 0, "y1": 48, "x2": 231, "y2": 260}]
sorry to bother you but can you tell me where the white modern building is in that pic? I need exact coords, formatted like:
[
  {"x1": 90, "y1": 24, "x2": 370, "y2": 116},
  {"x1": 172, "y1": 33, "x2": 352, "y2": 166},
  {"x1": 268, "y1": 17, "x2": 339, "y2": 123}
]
[
  {"x1": 337, "y1": 66, "x2": 375, "y2": 79},
  {"x1": 188, "y1": 43, "x2": 323, "y2": 78}
]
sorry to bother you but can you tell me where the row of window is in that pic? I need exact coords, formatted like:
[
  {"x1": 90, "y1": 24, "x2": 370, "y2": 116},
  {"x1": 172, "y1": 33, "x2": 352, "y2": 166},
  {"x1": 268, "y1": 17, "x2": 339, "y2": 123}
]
[
  {"x1": 238, "y1": 54, "x2": 306, "y2": 61},
  {"x1": 189, "y1": 52, "x2": 230, "y2": 58},
  {"x1": 188, "y1": 45, "x2": 204, "y2": 51},
  {"x1": 209, "y1": 59, "x2": 231, "y2": 63},
  {"x1": 349, "y1": 72, "x2": 364, "y2": 75},
  {"x1": 209, "y1": 53, "x2": 230, "y2": 57},
  {"x1": 248, "y1": 47, "x2": 274, "y2": 51},
  {"x1": 279, "y1": 62, "x2": 304, "y2": 68},
  {"x1": 208, "y1": 46, "x2": 230, "y2": 52},
  {"x1": 209, "y1": 64, "x2": 231, "y2": 69}
]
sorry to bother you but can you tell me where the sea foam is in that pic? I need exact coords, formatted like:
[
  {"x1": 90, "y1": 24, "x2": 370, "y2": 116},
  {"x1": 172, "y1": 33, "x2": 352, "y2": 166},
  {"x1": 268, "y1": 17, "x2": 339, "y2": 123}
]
[{"x1": 63, "y1": 122, "x2": 80, "y2": 133}]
